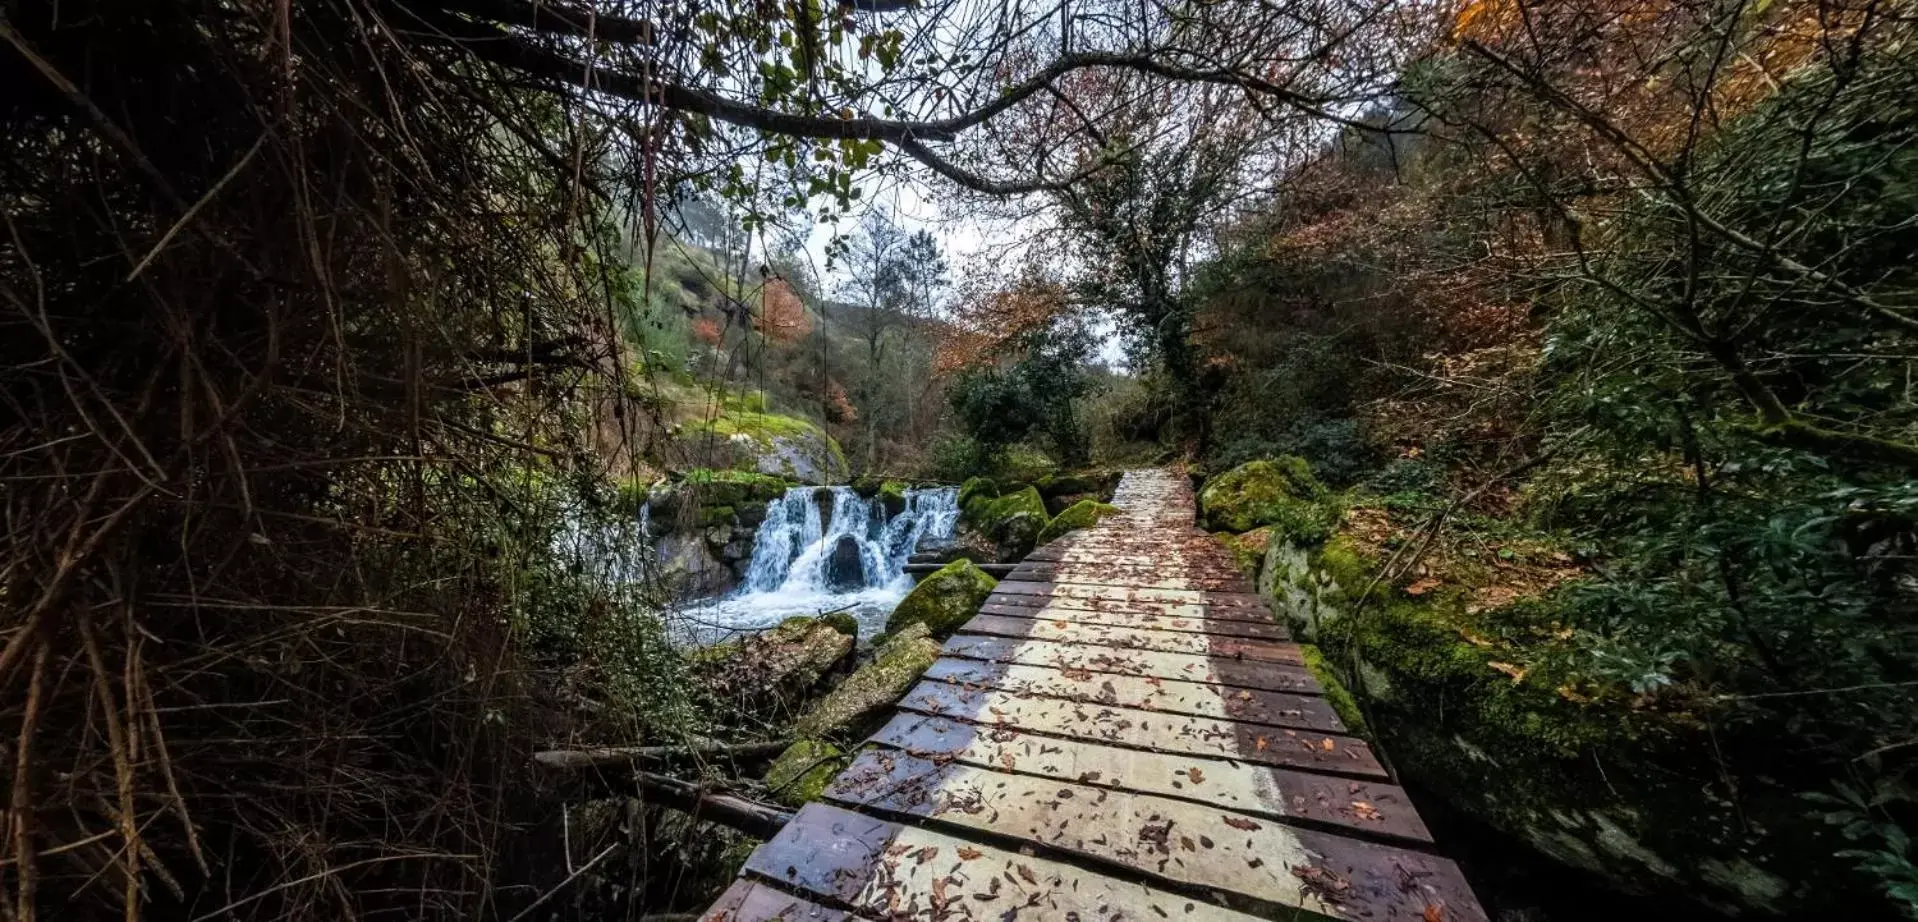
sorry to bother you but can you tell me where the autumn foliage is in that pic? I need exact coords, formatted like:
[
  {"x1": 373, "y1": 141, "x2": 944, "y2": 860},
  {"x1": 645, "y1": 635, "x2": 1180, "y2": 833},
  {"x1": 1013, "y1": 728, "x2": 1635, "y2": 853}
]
[{"x1": 755, "y1": 278, "x2": 812, "y2": 343}]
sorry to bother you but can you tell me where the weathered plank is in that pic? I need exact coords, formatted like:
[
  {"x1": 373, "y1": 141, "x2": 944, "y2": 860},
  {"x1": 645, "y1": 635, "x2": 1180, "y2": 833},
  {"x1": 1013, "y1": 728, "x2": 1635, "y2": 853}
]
[
  {"x1": 826, "y1": 749, "x2": 1481, "y2": 921},
  {"x1": 942, "y1": 634, "x2": 1322, "y2": 695},
  {"x1": 743, "y1": 802, "x2": 1271, "y2": 922},
  {"x1": 991, "y1": 580, "x2": 1269, "y2": 608},
  {"x1": 897, "y1": 678, "x2": 1387, "y2": 779},
  {"x1": 960, "y1": 612, "x2": 1307, "y2": 665},
  {"x1": 867, "y1": 712, "x2": 1433, "y2": 844},
  {"x1": 922, "y1": 656, "x2": 1343, "y2": 732},
  {"x1": 977, "y1": 600, "x2": 1288, "y2": 639},
  {"x1": 977, "y1": 592, "x2": 1281, "y2": 626},
  {"x1": 699, "y1": 879, "x2": 846, "y2": 922}
]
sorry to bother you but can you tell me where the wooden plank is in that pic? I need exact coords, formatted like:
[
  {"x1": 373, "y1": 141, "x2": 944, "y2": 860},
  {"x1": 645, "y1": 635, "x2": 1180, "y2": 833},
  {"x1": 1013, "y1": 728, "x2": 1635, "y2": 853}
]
[
  {"x1": 992, "y1": 580, "x2": 1268, "y2": 608},
  {"x1": 742, "y1": 802, "x2": 1270, "y2": 922},
  {"x1": 700, "y1": 879, "x2": 847, "y2": 922},
  {"x1": 923, "y1": 657, "x2": 1342, "y2": 732},
  {"x1": 976, "y1": 600, "x2": 1287, "y2": 640},
  {"x1": 960, "y1": 612, "x2": 1306, "y2": 665},
  {"x1": 826, "y1": 749, "x2": 1482, "y2": 921},
  {"x1": 1013, "y1": 561, "x2": 1253, "y2": 586},
  {"x1": 1010, "y1": 571, "x2": 1255, "y2": 594},
  {"x1": 897, "y1": 678, "x2": 1387, "y2": 779},
  {"x1": 942, "y1": 634, "x2": 1322, "y2": 695},
  {"x1": 866, "y1": 712, "x2": 1432, "y2": 845},
  {"x1": 977, "y1": 592, "x2": 1280, "y2": 626}
]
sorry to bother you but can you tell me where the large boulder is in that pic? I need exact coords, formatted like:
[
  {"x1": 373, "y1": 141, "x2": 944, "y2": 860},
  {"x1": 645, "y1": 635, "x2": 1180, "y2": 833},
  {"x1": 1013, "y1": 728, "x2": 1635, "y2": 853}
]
[
  {"x1": 654, "y1": 533, "x2": 733, "y2": 596},
  {"x1": 762, "y1": 739, "x2": 846, "y2": 807},
  {"x1": 1198, "y1": 457, "x2": 1337, "y2": 539},
  {"x1": 793, "y1": 623, "x2": 942, "y2": 739},
  {"x1": 885, "y1": 559, "x2": 997, "y2": 639},
  {"x1": 962, "y1": 485, "x2": 1050, "y2": 561},
  {"x1": 824, "y1": 535, "x2": 866, "y2": 591},
  {"x1": 692, "y1": 616, "x2": 854, "y2": 718},
  {"x1": 1035, "y1": 499, "x2": 1120, "y2": 546}
]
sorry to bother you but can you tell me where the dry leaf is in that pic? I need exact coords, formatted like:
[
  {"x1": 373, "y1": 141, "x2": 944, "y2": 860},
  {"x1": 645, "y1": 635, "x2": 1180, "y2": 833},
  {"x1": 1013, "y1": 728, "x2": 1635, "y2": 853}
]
[
  {"x1": 958, "y1": 846, "x2": 983, "y2": 861},
  {"x1": 1320, "y1": 738, "x2": 1336, "y2": 751},
  {"x1": 1222, "y1": 816, "x2": 1261, "y2": 831},
  {"x1": 1187, "y1": 767, "x2": 1205, "y2": 784},
  {"x1": 1424, "y1": 902, "x2": 1447, "y2": 922}
]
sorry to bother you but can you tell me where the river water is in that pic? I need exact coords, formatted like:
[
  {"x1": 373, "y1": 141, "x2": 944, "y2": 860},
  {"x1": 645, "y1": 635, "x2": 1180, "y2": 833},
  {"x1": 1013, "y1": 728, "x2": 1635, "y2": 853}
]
[{"x1": 674, "y1": 485, "x2": 959, "y2": 644}]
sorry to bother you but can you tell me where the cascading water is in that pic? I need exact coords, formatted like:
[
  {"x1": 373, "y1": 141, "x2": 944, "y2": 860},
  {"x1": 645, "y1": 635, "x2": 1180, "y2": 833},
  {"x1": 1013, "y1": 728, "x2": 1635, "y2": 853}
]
[{"x1": 678, "y1": 485, "x2": 959, "y2": 642}]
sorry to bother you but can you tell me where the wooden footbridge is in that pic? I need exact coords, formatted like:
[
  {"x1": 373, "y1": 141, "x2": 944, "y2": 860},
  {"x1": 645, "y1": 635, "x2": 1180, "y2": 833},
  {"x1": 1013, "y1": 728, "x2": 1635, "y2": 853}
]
[{"x1": 703, "y1": 470, "x2": 1485, "y2": 921}]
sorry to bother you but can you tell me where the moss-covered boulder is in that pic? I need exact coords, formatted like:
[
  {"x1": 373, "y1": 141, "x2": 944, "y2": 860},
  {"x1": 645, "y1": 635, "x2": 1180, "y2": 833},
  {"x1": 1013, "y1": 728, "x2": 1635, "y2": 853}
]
[
  {"x1": 1035, "y1": 500, "x2": 1120, "y2": 546},
  {"x1": 762, "y1": 739, "x2": 846, "y2": 807},
  {"x1": 963, "y1": 485, "x2": 1050, "y2": 560},
  {"x1": 957, "y1": 476, "x2": 999, "y2": 517},
  {"x1": 1033, "y1": 469, "x2": 1119, "y2": 500},
  {"x1": 1198, "y1": 457, "x2": 1337, "y2": 538},
  {"x1": 877, "y1": 480, "x2": 909, "y2": 517},
  {"x1": 691, "y1": 616, "x2": 854, "y2": 718},
  {"x1": 794, "y1": 623, "x2": 942, "y2": 739},
  {"x1": 819, "y1": 610, "x2": 859, "y2": 641},
  {"x1": 1215, "y1": 526, "x2": 1274, "y2": 584},
  {"x1": 1258, "y1": 502, "x2": 1863, "y2": 917},
  {"x1": 886, "y1": 560, "x2": 997, "y2": 638}
]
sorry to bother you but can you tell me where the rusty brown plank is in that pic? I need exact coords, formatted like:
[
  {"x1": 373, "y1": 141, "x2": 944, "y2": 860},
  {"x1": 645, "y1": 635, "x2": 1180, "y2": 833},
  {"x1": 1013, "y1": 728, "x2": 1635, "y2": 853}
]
[
  {"x1": 976, "y1": 600, "x2": 1288, "y2": 639},
  {"x1": 942, "y1": 634, "x2": 1322, "y2": 695},
  {"x1": 700, "y1": 879, "x2": 847, "y2": 922},
  {"x1": 826, "y1": 749, "x2": 1482, "y2": 921},
  {"x1": 867, "y1": 712, "x2": 1432, "y2": 845},
  {"x1": 896, "y1": 678, "x2": 1387, "y2": 779},
  {"x1": 976, "y1": 592, "x2": 1281, "y2": 626},
  {"x1": 742, "y1": 802, "x2": 1273, "y2": 922},
  {"x1": 923, "y1": 656, "x2": 1342, "y2": 732},
  {"x1": 991, "y1": 580, "x2": 1269, "y2": 609},
  {"x1": 960, "y1": 612, "x2": 1307, "y2": 665}
]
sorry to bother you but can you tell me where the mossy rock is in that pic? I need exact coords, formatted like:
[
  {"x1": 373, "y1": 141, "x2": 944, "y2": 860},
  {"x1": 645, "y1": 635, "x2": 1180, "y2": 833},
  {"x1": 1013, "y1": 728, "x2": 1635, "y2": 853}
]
[
  {"x1": 885, "y1": 560, "x2": 997, "y2": 638},
  {"x1": 653, "y1": 470, "x2": 793, "y2": 517},
  {"x1": 1299, "y1": 643, "x2": 1367, "y2": 738},
  {"x1": 794, "y1": 623, "x2": 942, "y2": 739},
  {"x1": 1036, "y1": 500, "x2": 1120, "y2": 545},
  {"x1": 689, "y1": 410, "x2": 849, "y2": 484},
  {"x1": 819, "y1": 610, "x2": 859, "y2": 641},
  {"x1": 1215, "y1": 527, "x2": 1273, "y2": 582},
  {"x1": 965, "y1": 485, "x2": 1050, "y2": 559},
  {"x1": 763, "y1": 739, "x2": 846, "y2": 807},
  {"x1": 1033, "y1": 469, "x2": 1118, "y2": 499},
  {"x1": 957, "y1": 476, "x2": 999, "y2": 517},
  {"x1": 692, "y1": 617, "x2": 854, "y2": 717},
  {"x1": 877, "y1": 480, "x2": 910, "y2": 517},
  {"x1": 613, "y1": 478, "x2": 658, "y2": 516},
  {"x1": 1198, "y1": 457, "x2": 1337, "y2": 539}
]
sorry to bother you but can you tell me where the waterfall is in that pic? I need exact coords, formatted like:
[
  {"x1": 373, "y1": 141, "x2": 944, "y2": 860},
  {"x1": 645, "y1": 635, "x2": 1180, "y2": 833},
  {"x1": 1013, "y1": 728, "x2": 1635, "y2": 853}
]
[{"x1": 738, "y1": 485, "x2": 958, "y2": 594}]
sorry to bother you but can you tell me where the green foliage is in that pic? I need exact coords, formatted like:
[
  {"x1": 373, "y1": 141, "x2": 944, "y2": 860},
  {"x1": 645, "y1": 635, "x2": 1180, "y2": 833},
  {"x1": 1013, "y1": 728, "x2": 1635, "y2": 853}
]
[{"x1": 948, "y1": 315, "x2": 1099, "y2": 469}]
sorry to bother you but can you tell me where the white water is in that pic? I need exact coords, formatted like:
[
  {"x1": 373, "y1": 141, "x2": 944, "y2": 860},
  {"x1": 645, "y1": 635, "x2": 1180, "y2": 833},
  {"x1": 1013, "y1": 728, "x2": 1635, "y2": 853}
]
[{"x1": 678, "y1": 485, "x2": 959, "y2": 643}]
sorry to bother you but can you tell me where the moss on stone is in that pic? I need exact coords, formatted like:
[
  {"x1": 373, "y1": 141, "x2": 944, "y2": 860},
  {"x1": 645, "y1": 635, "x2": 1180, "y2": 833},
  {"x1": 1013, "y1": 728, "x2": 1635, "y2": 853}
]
[
  {"x1": 1299, "y1": 643, "x2": 1368, "y2": 738},
  {"x1": 885, "y1": 560, "x2": 997, "y2": 638},
  {"x1": 1033, "y1": 469, "x2": 1117, "y2": 499},
  {"x1": 819, "y1": 610, "x2": 859, "y2": 641},
  {"x1": 1036, "y1": 500, "x2": 1120, "y2": 545},
  {"x1": 877, "y1": 480, "x2": 909, "y2": 517},
  {"x1": 957, "y1": 476, "x2": 999, "y2": 518},
  {"x1": 762, "y1": 738, "x2": 846, "y2": 807},
  {"x1": 1215, "y1": 527, "x2": 1273, "y2": 581},
  {"x1": 1198, "y1": 458, "x2": 1338, "y2": 539},
  {"x1": 964, "y1": 485, "x2": 1050, "y2": 559},
  {"x1": 794, "y1": 623, "x2": 942, "y2": 739},
  {"x1": 691, "y1": 409, "x2": 849, "y2": 483}
]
